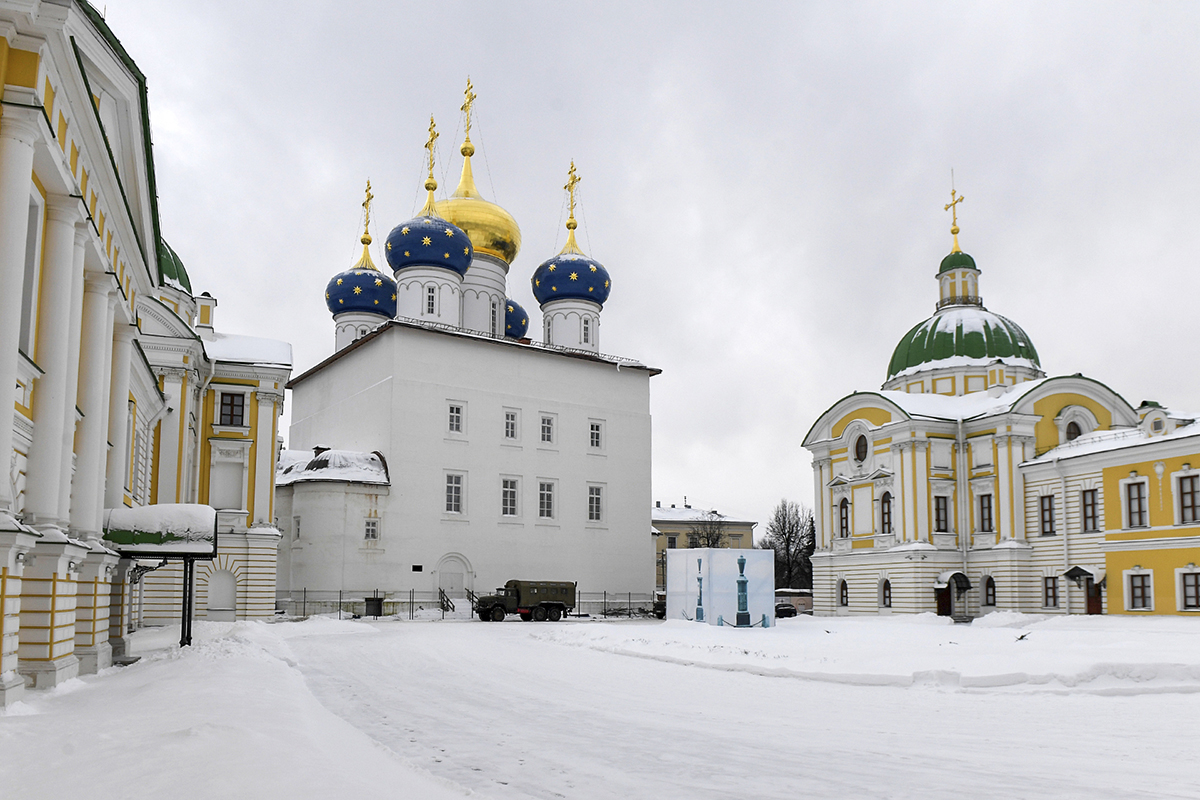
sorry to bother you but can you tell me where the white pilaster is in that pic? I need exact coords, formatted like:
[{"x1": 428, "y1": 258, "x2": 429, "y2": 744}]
[
  {"x1": 252, "y1": 391, "x2": 280, "y2": 525},
  {"x1": 70, "y1": 274, "x2": 116, "y2": 537},
  {"x1": 104, "y1": 326, "x2": 135, "y2": 509},
  {"x1": 23, "y1": 196, "x2": 85, "y2": 530},
  {"x1": 0, "y1": 108, "x2": 41, "y2": 523},
  {"x1": 56, "y1": 225, "x2": 89, "y2": 525}
]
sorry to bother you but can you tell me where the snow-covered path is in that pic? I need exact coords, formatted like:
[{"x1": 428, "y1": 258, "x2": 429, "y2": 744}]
[{"x1": 288, "y1": 615, "x2": 1200, "y2": 800}]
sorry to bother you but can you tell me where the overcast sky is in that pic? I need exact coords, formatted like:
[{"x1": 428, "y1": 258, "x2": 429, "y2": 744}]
[{"x1": 104, "y1": 0, "x2": 1200, "y2": 535}]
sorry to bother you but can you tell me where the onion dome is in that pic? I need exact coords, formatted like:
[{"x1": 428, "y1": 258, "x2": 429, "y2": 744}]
[
  {"x1": 433, "y1": 82, "x2": 521, "y2": 263},
  {"x1": 887, "y1": 306, "x2": 1040, "y2": 379},
  {"x1": 531, "y1": 162, "x2": 611, "y2": 307},
  {"x1": 385, "y1": 116, "x2": 474, "y2": 277},
  {"x1": 158, "y1": 240, "x2": 193, "y2": 293},
  {"x1": 326, "y1": 181, "x2": 397, "y2": 317},
  {"x1": 504, "y1": 298, "x2": 529, "y2": 338}
]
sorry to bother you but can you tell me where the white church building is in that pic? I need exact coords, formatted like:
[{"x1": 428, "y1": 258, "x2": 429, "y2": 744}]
[{"x1": 276, "y1": 99, "x2": 658, "y2": 607}]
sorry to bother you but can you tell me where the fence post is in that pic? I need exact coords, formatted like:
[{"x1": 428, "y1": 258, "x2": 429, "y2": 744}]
[
  {"x1": 410, "y1": 588, "x2": 414, "y2": 620},
  {"x1": 302, "y1": 587, "x2": 306, "y2": 618},
  {"x1": 628, "y1": 592, "x2": 632, "y2": 616},
  {"x1": 338, "y1": 589, "x2": 342, "y2": 620},
  {"x1": 603, "y1": 590, "x2": 607, "y2": 616}
]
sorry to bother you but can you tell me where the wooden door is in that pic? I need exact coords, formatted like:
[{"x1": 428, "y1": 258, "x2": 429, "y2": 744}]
[
  {"x1": 1085, "y1": 578, "x2": 1102, "y2": 614},
  {"x1": 936, "y1": 587, "x2": 951, "y2": 616}
]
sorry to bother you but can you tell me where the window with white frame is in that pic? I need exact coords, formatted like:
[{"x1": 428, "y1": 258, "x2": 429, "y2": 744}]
[
  {"x1": 491, "y1": 300, "x2": 498, "y2": 334},
  {"x1": 426, "y1": 285, "x2": 436, "y2": 315},
  {"x1": 1126, "y1": 481, "x2": 1148, "y2": 528},
  {"x1": 934, "y1": 496, "x2": 949, "y2": 533},
  {"x1": 881, "y1": 579, "x2": 891, "y2": 608},
  {"x1": 978, "y1": 493, "x2": 993, "y2": 533},
  {"x1": 984, "y1": 576, "x2": 996, "y2": 606},
  {"x1": 880, "y1": 492, "x2": 892, "y2": 534},
  {"x1": 589, "y1": 421, "x2": 603, "y2": 449},
  {"x1": 219, "y1": 392, "x2": 246, "y2": 427},
  {"x1": 293, "y1": 515, "x2": 301, "y2": 540},
  {"x1": 1043, "y1": 576, "x2": 1059, "y2": 608},
  {"x1": 588, "y1": 485, "x2": 603, "y2": 522},
  {"x1": 1128, "y1": 572, "x2": 1152, "y2": 610},
  {"x1": 839, "y1": 580, "x2": 849, "y2": 607},
  {"x1": 838, "y1": 498, "x2": 849, "y2": 537},
  {"x1": 582, "y1": 316, "x2": 591, "y2": 344},
  {"x1": 1039, "y1": 495, "x2": 1056, "y2": 535},
  {"x1": 501, "y1": 478, "x2": 518, "y2": 517},
  {"x1": 540, "y1": 415, "x2": 555, "y2": 444},
  {"x1": 364, "y1": 519, "x2": 379, "y2": 540},
  {"x1": 448, "y1": 403, "x2": 463, "y2": 434},
  {"x1": 1180, "y1": 475, "x2": 1199, "y2": 524},
  {"x1": 504, "y1": 410, "x2": 518, "y2": 440},
  {"x1": 1181, "y1": 571, "x2": 1200, "y2": 610},
  {"x1": 1082, "y1": 489, "x2": 1099, "y2": 532},
  {"x1": 445, "y1": 474, "x2": 464, "y2": 513},
  {"x1": 667, "y1": 535, "x2": 677, "y2": 549},
  {"x1": 538, "y1": 481, "x2": 555, "y2": 519}
]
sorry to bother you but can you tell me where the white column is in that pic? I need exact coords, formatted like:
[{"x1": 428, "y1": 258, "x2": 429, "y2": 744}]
[
  {"x1": 0, "y1": 109, "x2": 41, "y2": 524},
  {"x1": 56, "y1": 225, "x2": 89, "y2": 526},
  {"x1": 23, "y1": 196, "x2": 86, "y2": 530},
  {"x1": 154, "y1": 369, "x2": 185, "y2": 504},
  {"x1": 70, "y1": 275, "x2": 116, "y2": 538},
  {"x1": 251, "y1": 392, "x2": 279, "y2": 525},
  {"x1": 104, "y1": 327, "x2": 136, "y2": 509}
]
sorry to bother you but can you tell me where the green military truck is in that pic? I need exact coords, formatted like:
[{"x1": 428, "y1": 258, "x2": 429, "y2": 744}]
[{"x1": 476, "y1": 580, "x2": 576, "y2": 622}]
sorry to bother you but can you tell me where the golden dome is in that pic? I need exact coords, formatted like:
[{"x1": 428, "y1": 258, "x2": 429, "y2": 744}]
[{"x1": 434, "y1": 139, "x2": 521, "y2": 264}]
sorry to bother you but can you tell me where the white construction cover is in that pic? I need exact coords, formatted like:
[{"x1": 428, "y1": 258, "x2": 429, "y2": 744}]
[{"x1": 665, "y1": 548, "x2": 775, "y2": 626}]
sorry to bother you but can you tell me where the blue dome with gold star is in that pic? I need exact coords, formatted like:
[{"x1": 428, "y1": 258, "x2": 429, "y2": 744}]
[
  {"x1": 505, "y1": 298, "x2": 529, "y2": 338},
  {"x1": 325, "y1": 262, "x2": 397, "y2": 318},
  {"x1": 531, "y1": 250, "x2": 611, "y2": 307},
  {"x1": 385, "y1": 215, "x2": 473, "y2": 277}
]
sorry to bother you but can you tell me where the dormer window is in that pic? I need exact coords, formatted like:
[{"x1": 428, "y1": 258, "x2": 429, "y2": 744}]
[{"x1": 1152, "y1": 418, "x2": 1164, "y2": 432}]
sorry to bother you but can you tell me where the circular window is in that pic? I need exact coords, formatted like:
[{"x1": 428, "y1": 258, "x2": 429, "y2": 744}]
[
  {"x1": 854, "y1": 435, "x2": 869, "y2": 462},
  {"x1": 1066, "y1": 421, "x2": 1081, "y2": 441}
]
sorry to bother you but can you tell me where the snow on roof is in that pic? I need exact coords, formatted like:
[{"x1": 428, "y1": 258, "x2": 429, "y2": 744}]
[
  {"x1": 651, "y1": 504, "x2": 756, "y2": 525},
  {"x1": 277, "y1": 449, "x2": 390, "y2": 486},
  {"x1": 876, "y1": 378, "x2": 1050, "y2": 422},
  {"x1": 888, "y1": 353, "x2": 1041, "y2": 382},
  {"x1": 204, "y1": 331, "x2": 292, "y2": 367},
  {"x1": 1026, "y1": 420, "x2": 1200, "y2": 465},
  {"x1": 102, "y1": 504, "x2": 216, "y2": 556}
]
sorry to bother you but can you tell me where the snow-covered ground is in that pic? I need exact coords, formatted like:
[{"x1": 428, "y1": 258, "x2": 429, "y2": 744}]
[{"x1": 3, "y1": 612, "x2": 1199, "y2": 799}]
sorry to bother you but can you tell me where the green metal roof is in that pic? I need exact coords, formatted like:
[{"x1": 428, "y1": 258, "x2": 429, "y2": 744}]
[
  {"x1": 157, "y1": 240, "x2": 192, "y2": 293},
  {"x1": 888, "y1": 306, "x2": 1040, "y2": 379},
  {"x1": 938, "y1": 250, "x2": 977, "y2": 274}
]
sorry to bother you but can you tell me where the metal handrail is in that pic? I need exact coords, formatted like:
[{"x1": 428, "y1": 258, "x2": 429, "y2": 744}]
[{"x1": 935, "y1": 296, "x2": 984, "y2": 309}]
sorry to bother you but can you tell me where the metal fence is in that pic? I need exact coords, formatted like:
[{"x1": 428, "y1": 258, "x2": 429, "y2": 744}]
[{"x1": 276, "y1": 589, "x2": 658, "y2": 620}]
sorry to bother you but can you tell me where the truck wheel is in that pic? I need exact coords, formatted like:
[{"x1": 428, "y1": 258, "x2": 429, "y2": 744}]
[
  {"x1": 533, "y1": 606, "x2": 548, "y2": 622},
  {"x1": 478, "y1": 612, "x2": 489, "y2": 622},
  {"x1": 489, "y1": 606, "x2": 505, "y2": 622},
  {"x1": 548, "y1": 606, "x2": 562, "y2": 622},
  {"x1": 519, "y1": 612, "x2": 532, "y2": 621}
]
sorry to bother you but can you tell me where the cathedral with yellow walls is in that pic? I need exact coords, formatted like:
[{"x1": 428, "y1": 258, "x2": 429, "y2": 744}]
[
  {"x1": 803, "y1": 192, "x2": 1200, "y2": 618},
  {"x1": 0, "y1": 0, "x2": 290, "y2": 706}
]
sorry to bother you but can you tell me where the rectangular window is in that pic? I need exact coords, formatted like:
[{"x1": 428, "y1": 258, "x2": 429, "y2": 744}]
[
  {"x1": 588, "y1": 486, "x2": 603, "y2": 522},
  {"x1": 729, "y1": 534, "x2": 743, "y2": 547},
  {"x1": 448, "y1": 404, "x2": 463, "y2": 433},
  {"x1": 1043, "y1": 576, "x2": 1058, "y2": 608},
  {"x1": 293, "y1": 516, "x2": 301, "y2": 540},
  {"x1": 540, "y1": 415, "x2": 554, "y2": 444},
  {"x1": 934, "y1": 496, "x2": 949, "y2": 533},
  {"x1": 582, "y1": 317, "x2": 591, "y2": 344},
  {"x1": 538, "y1": 481, "x2": 555, "y2": 519},
  {"x1": 504, "y1": 411, "x2": 517, "y2": 440},
  {"x1": 219, "y1": 392, "x2": 245, "y2": 427},
  {"x1": 984, "y1": 578, "x2": 996, "y2": 606},
  {"x1": 491, "y1": 300, "x2": 498, "y2": 334},
  {"x1": 589, "y1": 421, "x2": 603, "y2": 449},
  {"x1": 979, "y1": 494, "x2": 993, "y2": 533},
  {"x1": 1183, "y1": 573, "x2": 1200, "y2": 610},
  {"x1": 688, "y1": 534, "x2": 699, "y2": 548},
  {"x1": 445, "y1": 474, "x2": 463, "y2": 513},
  {"x1": 501, "y1": 478, "x2": 518, "y2": 516},
  {"x1": 1082, "y1": 489, "x2": 1099, "y2": 532},
  {"x1": 1040, "y1": 495, "x2": 1056, "y2": 535},
  {"x1": 1127, "y1": 482, "x2": 1147, "y2": 528},
  {"x1": 426, "y1": 286, "x2": 436, "y2": 315},
  {"x1": 1181, "y1": 475, "x2": 1199, "y2": 524},
  {"x1": 364, "y1": 519, "x2": 379, "y2": 540},
  {"x1": 667, "y1": 535, "x2": 677, "y2": 549},
  {"x1": 1129, "y1": 573, "x2": 1152, "y2": 609}
]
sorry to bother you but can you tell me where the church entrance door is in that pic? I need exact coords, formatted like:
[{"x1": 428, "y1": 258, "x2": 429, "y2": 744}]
[
  {"x1": 440, "y1": 570, "x2": 465, "y2": 599},
  {"x1": 935, "y1": 587, "x2": 951, "y2": 616}
]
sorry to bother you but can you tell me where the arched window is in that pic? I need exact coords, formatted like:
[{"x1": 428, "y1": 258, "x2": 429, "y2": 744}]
[
  {"x1": 854, "y1": 435, "x2": 868, "y2": 462},
  {"x1": 1066, "y1": 421, "x2": 1081, "y2": 441},
  {"x1": 984, "y1": 576, "x2": 996, "y2": 606},
  {"x1": 839, "y1": 580, "x2": 849, "y2": 607},
  {"x1": 882, "y1": 579, "x2": 892, "y2": 608},
  {"x1": 839, "y1": 498, "x2": 849, "y2": 537},
  {"x1": 880, "y1": 492, "x2": 892, "y2": 534}
]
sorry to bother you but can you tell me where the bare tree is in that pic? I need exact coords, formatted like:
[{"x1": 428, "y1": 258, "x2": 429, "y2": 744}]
[
  {"x1": 688, "y1": 510, "x2": 728, "y2": 548},
  {"x1": 758, "y1": 499, "x2": 815, "y2": 589}
]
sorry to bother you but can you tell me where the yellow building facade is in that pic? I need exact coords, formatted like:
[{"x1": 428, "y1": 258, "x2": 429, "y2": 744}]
[
  {"x1": 652, "y1": 501, "x2": 756, "y2": 590},
  {"x1": 802, "y1": 199, "x2": 1199, "y2": 618},
  {"x1": 0, "y1": 0, "x2": 289, "y2": 705}
]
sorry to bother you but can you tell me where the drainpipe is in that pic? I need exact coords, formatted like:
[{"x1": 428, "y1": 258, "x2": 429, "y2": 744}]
[
  {"x1": 958, "y1": 418, "x2": 969, "y2": 578},
  {"x1": 1054, "y1": 456, "x2": 1069, "y2": 612}
]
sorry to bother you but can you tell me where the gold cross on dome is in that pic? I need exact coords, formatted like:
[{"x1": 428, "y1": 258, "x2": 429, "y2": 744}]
[
  {"x1": 362, "y1": 180, "x2": 374, "y2": 236},
  {"x1": 944, "y1": 187, "x2": 965, "y2": 252},
  {"x1": 425, "y1": 115, "x2": 439, "y2": 180},
  {"x1": 565, "y1": 161, "x2": 581, "y2": 220},
  {"x1": 461, "y1": 77, "x2": 477, "y2": 140}
]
